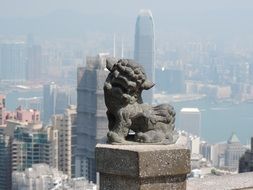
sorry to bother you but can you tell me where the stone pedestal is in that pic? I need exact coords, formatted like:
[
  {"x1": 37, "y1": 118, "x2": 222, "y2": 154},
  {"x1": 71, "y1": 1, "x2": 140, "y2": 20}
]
[{"x1": 96, "y1": 144, "x2": 190, "y2": 190}]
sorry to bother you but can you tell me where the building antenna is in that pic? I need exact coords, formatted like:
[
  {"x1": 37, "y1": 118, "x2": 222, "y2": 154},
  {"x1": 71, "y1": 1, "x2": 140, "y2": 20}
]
[
  {"x1": 121, "y1": 38, "x2": 124, "y2": 58},
  {"x1": 113, "y1": 33, "x2": 116, "y2": 57}
]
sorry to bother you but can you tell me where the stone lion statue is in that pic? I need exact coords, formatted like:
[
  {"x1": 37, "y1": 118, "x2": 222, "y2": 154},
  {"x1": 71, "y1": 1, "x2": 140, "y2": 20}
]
[{"x1": 104, "y1": 58, "x2": 177, "y2": 144}]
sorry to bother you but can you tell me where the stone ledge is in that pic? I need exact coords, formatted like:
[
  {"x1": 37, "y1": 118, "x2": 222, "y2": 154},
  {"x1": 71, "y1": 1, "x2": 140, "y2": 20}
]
[
  {"x1": 187, "y1": 172, "x2": 253, "y2": 190},
  {"x1": 100, "y1": 173, "x2": 187, "y2": 190}
]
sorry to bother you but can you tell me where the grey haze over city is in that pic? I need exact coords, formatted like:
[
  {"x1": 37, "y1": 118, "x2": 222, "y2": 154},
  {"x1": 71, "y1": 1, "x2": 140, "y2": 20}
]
[
  {"x1": 1, "y1": 0, "x2": 253, "y2": 40},
  {"x1": 1, "y1": 1, "x2": 253, "y2": 188},
  {"x1": 0, "y1": 0, "x2": 253, "y2": 140}
]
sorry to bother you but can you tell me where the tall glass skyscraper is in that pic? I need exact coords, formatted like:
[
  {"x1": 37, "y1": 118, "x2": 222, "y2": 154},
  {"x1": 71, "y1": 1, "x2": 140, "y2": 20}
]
[
  {"x1": 134, "y1": 9, "x2": 155, "y2": 104},
  {"x1": 75, "y1": 54, "x2": 108, "y2": 182},
  {"x1": 43, "y1": 82, "x2": 57, "y2": 124},
  {"x1": 0, "y1": 134, "x2": 12, "y2": 190}
]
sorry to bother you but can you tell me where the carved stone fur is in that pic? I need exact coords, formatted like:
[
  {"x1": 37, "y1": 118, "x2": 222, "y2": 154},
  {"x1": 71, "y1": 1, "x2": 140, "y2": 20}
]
[{"x1": 104, "y1": 58, "x2": 177, "y2": 144}]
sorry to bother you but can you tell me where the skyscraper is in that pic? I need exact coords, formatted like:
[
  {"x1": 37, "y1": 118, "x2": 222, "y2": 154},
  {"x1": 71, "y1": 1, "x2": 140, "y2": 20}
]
[
  {"x1": 55, "y1": 88, "x2": 71, "y2": 114},
  {"x1": 43, "y1": 82, "x2": 57, "y2": 124},
  {"x1": 239, "y1": 137, "x2": 253, "y2": 173},
  {"x1": 0, "y1": 134, "x2": 12, "y2": 190},
  {"x1": 0, "y1": 42, "x2": 26, "y2": 81},
  {"x1": 75, "y1": 54, "x2": 108, "y2": 182},
  {"x1": 43, "y1": 83, "x2": 74, "y2": 124},
  {"x1": 225, "y1": 133, "x2": 246, "y2": 171},
  {"x1": 48, "y1": 105, "x2": 77, "y2": 178},
  {"x1": 179, "y1": 108, "x2": 201, "y2": 137},
  {"x1": 12, "y1": 127, "x2": 51, "y2": 172},
  {"x1": 0, "y1": 95, "x2": 6, "y2": 125},
  {"x1": 134, "y1": 9, "x2": 155, "y2": 104},
  {"x1": 26, "y1": 44, "x2": 42, "y2": 81}
]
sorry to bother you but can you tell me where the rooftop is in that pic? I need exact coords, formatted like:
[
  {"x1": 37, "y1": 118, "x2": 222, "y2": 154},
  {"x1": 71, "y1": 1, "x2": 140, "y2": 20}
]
[
  {"x1": 228, "y1": 132, "x2": 240, "y2": 144},
  {"x1": 139, "y1": 9, "x2": 153, "y2": 17},
  {"x1": 181, "y1": 108, "x2": 200, "y2": 113}
]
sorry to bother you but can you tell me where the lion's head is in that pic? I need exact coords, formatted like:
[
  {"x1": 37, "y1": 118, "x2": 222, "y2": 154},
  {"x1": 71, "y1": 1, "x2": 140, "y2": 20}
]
[{"x1": 104, "y1": 58, "x2": 154, "y2": 105}]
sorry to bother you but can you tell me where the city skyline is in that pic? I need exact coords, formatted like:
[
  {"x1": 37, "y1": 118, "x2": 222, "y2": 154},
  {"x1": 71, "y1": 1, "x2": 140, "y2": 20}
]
[
  {"x1": 0, "y1": 2, "x2": 253, "y2": 188},
  {"x1": 0, "y1": 0, "x2": 253, "y2": 45}
]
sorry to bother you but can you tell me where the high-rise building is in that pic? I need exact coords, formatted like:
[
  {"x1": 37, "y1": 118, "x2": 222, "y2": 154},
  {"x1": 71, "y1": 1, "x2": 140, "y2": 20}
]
[
  {"x1": 211, "y1": 133, "x2": 246, "y2": 170},
  {"x1": 3, "y1": 108, "x2": 42, "y2": 137},
  {"x1": 190, "y1": 136, "x2": 200, "y2": 155},
  {"x1": 179, "y1": 108, "x2": 201, "y2": 137},
  {"x1": 200, "y1": 141, "x2": 212, "y2": 162},
  {"x1": 48, "y1": 105, "x2": 77, "y2": 177},
  {"x1": 134, "y1": 9, "x2": 155, "y2": 104},
  {"x1": 43, "y1": 82, "x2": 57, "y2": 124},
  {"x1": 225, "y1": 133, "x2": 246, "y2": 171},
  {"x1": 43, "y1": 83, "x2": 74, "y2": 124},
  {"x1": 12, "y1": 164, "x2": 68, "y2": 190},
  {"x1": 0, "y1": 95, "x2": 6, "y2": 125},
  {"x1": 249, "y1": 63, "x2": 253, "y2": 84},
  {"x1": 26, "y1": 44, "x2": 42, "y2": 81},
  {"x1": 239, "y1": 137, "x2": 253, "y2": 173},
  {"x1": 15, "y1": 107, "x2": 40, "y2": 123},
  {"x1": 12, "y1": 127, "x2": 51, "y2": 172},
  {"x1": 12, "y1": 164, "x2": 97, "y2": 190},
  {"x1": 0, "y1": 134, "x2": 12, "y2": 190},
  {"x1": 75, "y1": 54, "x2": 108, "y2": 182},
  {"x1": 55, "y1": 88, "x2": 71, "y2": 114},
  {"x1": 0, "y1": 42, "x2": 26, "y2": 81},
  {"x1": 211, "y1": 141, "x2": 228, "y2": 168}
]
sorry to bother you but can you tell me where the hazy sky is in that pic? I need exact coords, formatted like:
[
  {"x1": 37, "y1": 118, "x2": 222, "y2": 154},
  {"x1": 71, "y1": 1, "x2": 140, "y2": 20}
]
[
  {"x1": 1, "y1": 0, "x2": 253, "y2": 18},
  {"x1": 1, "y1": 0, "x2": 253, "y2": 42}
]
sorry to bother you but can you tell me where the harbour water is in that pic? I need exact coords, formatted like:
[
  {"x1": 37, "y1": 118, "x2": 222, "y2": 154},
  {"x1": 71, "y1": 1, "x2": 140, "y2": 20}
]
[
  {"x1": 5, "y1": 89, "x2": 42, "y2": 111},
  {"x1": 5, "y1": 90, "x2": 253, "y2": 145},
  {"x1": 173, "y1": 99, "x2": 253, "y2": 145}
]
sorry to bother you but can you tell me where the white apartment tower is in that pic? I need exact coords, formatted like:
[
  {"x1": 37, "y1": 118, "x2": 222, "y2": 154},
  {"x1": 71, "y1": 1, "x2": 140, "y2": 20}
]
[
  {"x1": 48, "y1": 105, "x2": 77, "y2": 178},
  {"x1": 179, "y1": 108, "x2": 201, "y2": 137}
]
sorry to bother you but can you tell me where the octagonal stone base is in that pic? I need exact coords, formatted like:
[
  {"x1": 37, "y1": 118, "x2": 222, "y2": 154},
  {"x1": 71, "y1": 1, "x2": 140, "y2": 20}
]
[{"x1": 96, "y1": 144, "x2": 190, "y2": 190}]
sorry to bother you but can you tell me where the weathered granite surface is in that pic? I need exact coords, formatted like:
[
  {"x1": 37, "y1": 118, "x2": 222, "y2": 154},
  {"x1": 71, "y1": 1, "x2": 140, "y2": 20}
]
[
  {"x1": 104, "y1": 58, "x2": 177, "y2": 144},
  {"x1": 187, "y1": 172, "x2": 253, "y2": 190},
  {"x1": 96, "y1": 144, "x2": 190, "y2": 190}
]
